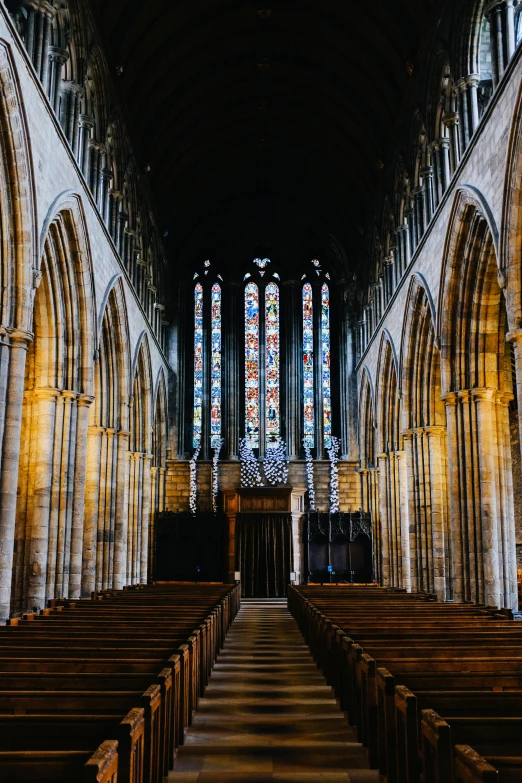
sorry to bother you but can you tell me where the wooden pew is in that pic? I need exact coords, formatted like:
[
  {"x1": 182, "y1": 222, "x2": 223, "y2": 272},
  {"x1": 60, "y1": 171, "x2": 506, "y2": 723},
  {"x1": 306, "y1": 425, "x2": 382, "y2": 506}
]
[
  {"x1": 0, "y1": 740, "x2": 119, "y2": 783},
  {"x1": 0, "y1": 709, "x2": 144, "y2": 783},
  {"x1": 288, "y1": 586, "x2": 522, "y2": 783},
  {"x1": 0, "y1": 687, "x2": 161, "y2": 783},
  {"x1": 1, "y1": 583, "x2": 240, "y2": 781}
]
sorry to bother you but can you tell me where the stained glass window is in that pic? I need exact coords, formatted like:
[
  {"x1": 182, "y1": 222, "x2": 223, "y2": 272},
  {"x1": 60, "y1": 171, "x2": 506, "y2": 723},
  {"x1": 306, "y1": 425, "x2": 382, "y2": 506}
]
[
  {"x1": 193, "y1": 283, "x2": 204, "y2": 447},
  {"x1": 210, "y1": 284, "x2": 222, "y2": 447},
  {"x1": 303, "y1": 283, "x2": 314, "y2": 448},
  {"x1": 265, "y1": 283, "x2": 280, "y2": 447},
  {"x1": 254, "y1": 257, "x2": 270, "y2": 269},
  {"x1": 245, "y1": 283, "x2": 260, "y2": 448},
  {"x1": 322, "y1": 283, "x2": 332, "y2": 448}
]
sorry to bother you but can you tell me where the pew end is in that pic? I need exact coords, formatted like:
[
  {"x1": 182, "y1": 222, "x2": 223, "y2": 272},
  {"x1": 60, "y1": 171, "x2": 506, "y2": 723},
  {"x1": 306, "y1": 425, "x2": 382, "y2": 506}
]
[
  {"x1": 454, "y1": 745, "x2": 499, "y2": 783},
  {"x1": 84, "y1": 740, "x2": 119, "y2": 783}
]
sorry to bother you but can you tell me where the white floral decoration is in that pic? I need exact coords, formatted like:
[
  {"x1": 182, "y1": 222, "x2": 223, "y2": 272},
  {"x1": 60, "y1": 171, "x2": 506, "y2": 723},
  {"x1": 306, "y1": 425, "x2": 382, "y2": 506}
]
[
  {"x1": 264, "y1": 437, "x2": 289, "y2": 485},
  {"x1": 189, "y1": 445, "x2": 201, "y2": 514},
  {"x1": 327, "y1": 436, "x2": 340, "y2": 513},
  {"x1": 303, "y1": 441, "x2": 316, "y2": 511},
  {"x1": 239, "y1": 438, "x2": 264, "y2": 487},
  {"x1": 212, "y1": 438, "x2": 224, "y2": 514}
]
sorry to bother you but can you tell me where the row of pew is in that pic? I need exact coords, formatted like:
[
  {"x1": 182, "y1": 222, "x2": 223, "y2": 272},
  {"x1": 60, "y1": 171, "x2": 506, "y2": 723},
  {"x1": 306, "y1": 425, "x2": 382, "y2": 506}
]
[
  {"x1": 0, "y1": 582, "x2": 240, "y2": 782},
  {"x1": 289, "y1": 585, "x2": 522, "y2": 783}
]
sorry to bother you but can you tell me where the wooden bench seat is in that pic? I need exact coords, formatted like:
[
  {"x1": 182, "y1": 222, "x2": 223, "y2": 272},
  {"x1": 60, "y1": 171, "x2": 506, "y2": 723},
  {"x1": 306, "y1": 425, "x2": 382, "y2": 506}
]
[
  {"x1": 0, "y1": 740, "x2": 118, "y2": 783},
  {"x1": 289, "y1": 585, "x2": 522, "y2": 783},
  {"x1": 0, "y1": 687, "x2": 163, "y2": 783},
  {"x1": 1, "y1": 583, "x2": 240, "y2": 782},
  {"x1": 0, "y1": 710, "x2": 144, "y2": 783}
]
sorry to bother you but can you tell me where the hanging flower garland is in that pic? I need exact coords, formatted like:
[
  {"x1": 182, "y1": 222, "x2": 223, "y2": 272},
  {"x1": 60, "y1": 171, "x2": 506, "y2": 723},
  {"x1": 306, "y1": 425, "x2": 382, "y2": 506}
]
[
  {"x1": 239, "y1": 437, "x2": 264, "y2": 487},
  {"x1": 264, "y1": 437, "x2": 289, "y2": 485},
  {"x1": 189, "y1": 445, "x2": 201, "y2": 514},
  {"x1": 327, "y1": 436, "x2": 340, "y2": 513},
  {"x1": 212, "y1": 438, "x2": 224, "y2": 514},
  {"x1": 303, "y1": 441, "x2": 316, "y2": 511}
]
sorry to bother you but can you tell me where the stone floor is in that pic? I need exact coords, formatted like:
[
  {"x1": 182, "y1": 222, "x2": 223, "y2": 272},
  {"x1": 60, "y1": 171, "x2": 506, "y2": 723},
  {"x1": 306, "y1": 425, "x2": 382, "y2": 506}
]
[{"x1": 169, "y1": 599, "x2": 378, "y2": 782}]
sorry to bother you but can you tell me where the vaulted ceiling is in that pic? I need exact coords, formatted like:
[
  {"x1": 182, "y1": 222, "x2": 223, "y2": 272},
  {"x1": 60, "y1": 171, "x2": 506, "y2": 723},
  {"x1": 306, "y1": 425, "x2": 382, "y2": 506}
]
[{"x1": 91, "y1": 0, "x2": 441, "y2": 273}]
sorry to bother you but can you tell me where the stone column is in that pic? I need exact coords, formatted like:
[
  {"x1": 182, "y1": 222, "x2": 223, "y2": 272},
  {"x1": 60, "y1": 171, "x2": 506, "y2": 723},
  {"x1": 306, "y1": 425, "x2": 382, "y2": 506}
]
[
  {"x1": 507, "y1": 329, "x2": 522, "y2": 462},
  {"x1": 467, "y1": 74, "x2": 481, "y2": 134},
  {"x1": 48, "y1": 46, "x2": 68, "y2": 114},
  {"x1": 27, "y1": 387, "x2": 61, "y2": 611},
  {"x1": 82, "y1": 424, "x2": 104, "y2": 597},
  {"x1": 140, "y1": 454, "x2": 152, "y2": 583},
  {"x1": 113, "y1": 429, "x2": 130, "y2": 589},
  {"x1": 78, "y1": 115, "x2": 95, "y2": 182},
  {"x1": 486, "y1": 1, "x2": 503, "y2": 85},
  {"x1": 395, "y1": 449, "x2": 411, "y2": 592},
  {"x1": 377, "y1": 453, "x2": 390, "y2": 586},
  {"x1": 425, "y1": 425, "x2": 449, "y2": 600},
  {"x1": 402, "y1": 430, "x2": 418, "y2": 592},
  {"x1": 438, "y1": 137, "x2": 451, "y2": 193},
  {"x1": 283, "y1": 280, "x2": 302, "y2": 460},
  {"x1": 443, "y1": 113, "x2": 460, "y2": 174},
  {"x1": 88, "y1": 142, "x2": 105, "y2": 205},
  {"x1": 495, "y1": 391, "x2": 517, "y2": 608},
  {"x1": 0, "y1": 329, "x2": 32, "y2": 622},
  {"x1": 69, "y1": 393, "x2": 94, "y2": 598},
  {"x1": 100, "y1": 169, "x2": 113, "y2": 227},
  {"x1": 420, "y1": 164, "x2": 434, "y2": 223},
  {"x1": 472, "y1": 387, "x2": 501, "y2": 607},
  {"x1": 430, "y1": 142, "x2": 442, "y2": 206},
  {"x1": 506, "y1": 0, "x2": 516, "y2": 60},
  {"x1": 456, "y1": 78, "x2": 470, "y2": 150},
  {"x1": 458, "y1": 389, "x2": 478, "y2": 602}
]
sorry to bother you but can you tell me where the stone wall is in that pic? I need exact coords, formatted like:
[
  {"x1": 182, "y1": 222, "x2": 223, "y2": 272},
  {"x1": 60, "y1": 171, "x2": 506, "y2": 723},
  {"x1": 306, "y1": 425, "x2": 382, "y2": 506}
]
[{"x1": 165, "y1": 459, "x2": 361, "y2": 514}]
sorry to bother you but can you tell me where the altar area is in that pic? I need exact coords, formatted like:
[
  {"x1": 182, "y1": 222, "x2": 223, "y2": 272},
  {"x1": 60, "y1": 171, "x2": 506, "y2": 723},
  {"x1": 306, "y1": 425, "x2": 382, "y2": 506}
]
[{"x1": 222, "y1": 486, "x2": 306, "y2": 597}]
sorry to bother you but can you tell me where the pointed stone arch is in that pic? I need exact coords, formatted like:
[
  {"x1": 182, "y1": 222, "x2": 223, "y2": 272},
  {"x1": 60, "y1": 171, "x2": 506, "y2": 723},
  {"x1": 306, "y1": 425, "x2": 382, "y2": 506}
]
[
  {"x1": 0, "y1": 41, "x2": 37, "y2": 622},
  {"x1": 127, "y1": 332, "x2": 154, "y2": 585},
  {"x1": 82, "y1": 276, "x2": 131, "y2": 594},
  {"x1": 375, "y1": 331, "x2": 406, "y2": 588},
  {"x1": 358, "y1": 367, "x2": 380, "y2": 582},
  {"x1": 13, "y1": 198, "x2": 96, "y2": 614},
  {"x1": 437, "y1": 187, "x2": 517, "y2": 608},
  {"x1": 400, "y1": 274, "x2": 450, "y2": 599}
]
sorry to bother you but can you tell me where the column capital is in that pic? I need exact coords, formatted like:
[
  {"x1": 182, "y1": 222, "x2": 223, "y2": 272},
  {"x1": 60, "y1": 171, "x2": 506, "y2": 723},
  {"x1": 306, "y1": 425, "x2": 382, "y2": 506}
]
[
  {"x1": 105, "y1": 427, "x2": 117, "y2": 438},
  {"x1": 419, "y1": 165, "x2": 433, "y2": 178},
  {"x1": 506, "y1": 328, "x2": 522, "y2": 344},
  {"x1": 48, "y1": 46, "x2": 68, "y2": 64},
  {"x1": 78, "y1": 114, "x2": 95, "y2": 130},
  {"x1": 470, "y1": 386, "x2": 496, "y2": 402},
  {"x1": 401, "y1": 428, "x2": 416, "y2": 440},
  {"x1": 61, "y1": 389, "x2": 78, "y2": 401},
  {"x1": 437, "y1": 136, "x2": 450, "y2": 149},
  {"x1": 467, "y1": 73, "x2": 480, "y2": 88},
  {"x1": 89, "y1": 425, "x2": 106, "y2": 434},
  {"x1": 441, "y1": 390, "x2": 458, "y2": 406},
  {"x1": 495, "y1": 390, "x2": 514, "y2": 406},
  {"x1": 88, "y1": 140, "x2": 105, "y2": 153},
  {"x1": 423, "y1": 424, "x2": 446, "y2": 438},
  {"x1": 377, "y1": 452, "x2": 388, "y2": 463},
  {"x1": 442, "y1": 112, "x2": 459, "y2": 128},
  {"x1": 33, "y1": 387, "x2": 61, "y2": 401},
  {"x1": 117, "y1": 429, "x2": 130, "y2": 439},
  {"x1": 458, "y1": 388, "x2": 472, "y2": 403},
  {"x1": 7, "y1": 328, "x2": 33, "y2": 348},
  {"x1": 77, "y1": 394, "x2": 95, "y2": 409}
]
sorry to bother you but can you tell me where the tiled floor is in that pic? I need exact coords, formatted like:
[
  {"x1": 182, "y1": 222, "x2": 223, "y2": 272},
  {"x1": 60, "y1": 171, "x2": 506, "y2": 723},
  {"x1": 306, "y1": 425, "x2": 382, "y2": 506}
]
[{"x1": 169, "y1": 599, "x2": 378, "y2": 783}]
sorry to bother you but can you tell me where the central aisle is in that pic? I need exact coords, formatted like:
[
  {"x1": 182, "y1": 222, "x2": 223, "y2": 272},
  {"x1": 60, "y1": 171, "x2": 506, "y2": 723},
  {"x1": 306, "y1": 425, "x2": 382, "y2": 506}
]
[{"x1": 170, "y1": 599, "x2": 378, "y2": 782}]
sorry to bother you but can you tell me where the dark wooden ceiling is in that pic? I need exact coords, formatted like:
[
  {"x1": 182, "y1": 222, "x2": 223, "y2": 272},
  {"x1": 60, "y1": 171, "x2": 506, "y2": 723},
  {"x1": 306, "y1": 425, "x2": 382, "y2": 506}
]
[{"x1": 91, "y1": 0, "x2": 441, "y2": 271}]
